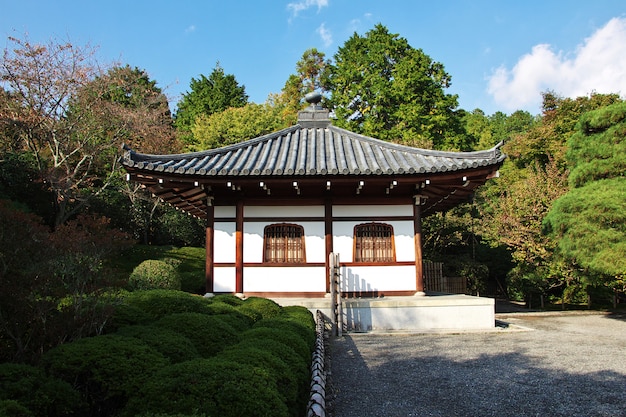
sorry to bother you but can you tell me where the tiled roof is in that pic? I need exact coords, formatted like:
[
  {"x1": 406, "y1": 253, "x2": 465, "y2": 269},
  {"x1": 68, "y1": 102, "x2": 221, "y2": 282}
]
[{"x1": 122, "y1": 124, "x2": 505, "y2": 178}]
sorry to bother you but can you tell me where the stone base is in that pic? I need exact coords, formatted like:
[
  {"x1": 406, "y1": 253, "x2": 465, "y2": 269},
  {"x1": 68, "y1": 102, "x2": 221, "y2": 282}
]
[{"x1": 271, "y1": 292, "x2": 495, "y2": 332}]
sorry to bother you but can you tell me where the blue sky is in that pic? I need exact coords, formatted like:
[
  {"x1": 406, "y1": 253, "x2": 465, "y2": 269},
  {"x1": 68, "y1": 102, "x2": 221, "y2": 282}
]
[{"x1": 3, "y1": 1, "x2": 625, "y2": 115}]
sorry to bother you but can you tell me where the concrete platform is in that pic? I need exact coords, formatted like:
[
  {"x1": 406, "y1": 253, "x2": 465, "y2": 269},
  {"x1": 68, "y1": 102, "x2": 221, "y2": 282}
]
[{"x1": 270, "y1": 292, "x2": 495, "y2": 332}]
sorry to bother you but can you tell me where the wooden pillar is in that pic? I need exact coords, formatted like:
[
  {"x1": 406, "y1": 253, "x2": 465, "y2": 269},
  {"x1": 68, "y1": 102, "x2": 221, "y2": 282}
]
[
  {"x1": 205, "y1": 203, "x2": 215, "y2": 294},
  {"x1": 324, "y1": 198, "x2": 333, "y2": 293},
  {"x1": 235, "y1": 199, "x2": 244, "y2": 294},
  {"x1": 413, "y1": 200, "x2": 425, "y2": 294}
]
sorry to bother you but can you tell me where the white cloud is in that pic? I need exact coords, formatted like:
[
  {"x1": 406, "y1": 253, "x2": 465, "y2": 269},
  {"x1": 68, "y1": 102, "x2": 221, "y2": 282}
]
[
  {"x1": 317, "y1": 23, "x2": 332, "y2": 47},
  {"x1": 185, "y1": 25, "x2": 196, "y2": 33},
  {"x1": 287, "y1": 0, "x2": 328, "y2": 18},
  {"x1": 487, "y1": 17, "x2": 626, "y2": 112}
]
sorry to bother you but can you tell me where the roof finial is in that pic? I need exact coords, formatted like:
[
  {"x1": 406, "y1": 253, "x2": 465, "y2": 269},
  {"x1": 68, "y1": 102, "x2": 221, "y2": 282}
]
[{"x1": 305, "y1": 91, "x2": 322, "y2": 107}]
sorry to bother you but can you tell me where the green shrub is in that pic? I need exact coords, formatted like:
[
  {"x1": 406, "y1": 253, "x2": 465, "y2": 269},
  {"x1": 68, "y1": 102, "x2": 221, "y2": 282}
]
[
  {"x1": 122, "y1": 358, "x2": 289, "y2": 417},
  {"x1": 216, "y1": 346, "x2": 301, "y2": 417},
  {"x1": 42, "y1": 334, "x2": 168, "y2": 417},
  {"x1": 236, "y1": 305, "x2": 264, "y2": 322},
  {"x1": 234, "y1": 337, "x2": 310, "y2": 412},
  {"x1": 121, "y1": 290, "x2": 212, "y2": 319},
  {"x1": 155, "y1": 313, "x2": 239, "y2": 358},
  {"x1": 211, "y1": 293, "x2": 244, "y2": 306},
  {"x1": 242, "y1": 327, "x2": 311, "y2": 363},
  {"x1": 164, "y1": 247, "x2": 206, "y2": 293},
  {"x1": 240, "y1": 297, "x2": 282, "y2": 319},
  {"x1": 254, "y1": 318, "x2": 315, "y2": 352},
  {"x1": 0, "y1": 363, "x2": 83, "y2": 417},
  {"x1": 205, "y1": 303, "x2": 254, "y2": 332},
  {"x1": 115, "y1": 325, "x2": 200, "y2": 363},
  {"x1": 0, "y1": 400, "x2": 32, "y2": 417},
  {"x1": 281, "y1": 305, "x2": 316, "y2": 331},
  {"x1": 105, "y1": 302, "x2": 153, "y2": 332},
  {"x1": 129, "y1": 260, "x2": 181, "y2": 290}
]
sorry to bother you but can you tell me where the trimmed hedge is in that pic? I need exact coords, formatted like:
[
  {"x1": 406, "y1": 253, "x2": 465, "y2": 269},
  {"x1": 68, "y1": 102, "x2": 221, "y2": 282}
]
[
  {"x1": 122, "y1": 358, "x2": 290, "y2": 417},
  {"x1": 155, "y1": 312, "x2": 240, "y2": 358},
  {"x1": 242, "y1": 326, "x2": 311, "y2": 363},
  {"x1": 128, "y1": 259, "x2": 181, "y2": 290},
  {"x1": 115, "y1": 325, "x2": 200, "y2": 363},
  {"x1": 216, "y1": 346, "x2": 301, "y2": 417},
  {"x1": 254, "y1": 317, "x2": 316, "y2": 351},
  {"x1": 42, "y1": 334, "x2": 169, "y2": 417},
  {"x1": 0, "y1": 363, "x2": 83, "y2": 417},
  {"x1": 120, "y1": 289, "x2": 212, "y2": 319},
  {"x1": 240, "y1": 296, "x2": 282, "y2": 319}
]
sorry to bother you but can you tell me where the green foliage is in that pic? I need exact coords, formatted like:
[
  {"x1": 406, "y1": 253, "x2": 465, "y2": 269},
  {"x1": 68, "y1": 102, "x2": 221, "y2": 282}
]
[
  {"x1": 115, "y1": 325, "x2": 200, "y2": 363},
  {"x1": 254, "y1": 317, "x2": 315, "y2": 350},
  {"x1": 240, "y1": 296, "x2": 282, "y2": 319},
  {"x1": 155, "y1": 313, "x2": 240, "y2": 358},
  {"x1": 118, "y1": 289, "x2": 212, "y2": 319},
  {"x1": 324, "y1": 24, "x2": 462, "y2": 149},
  {"x1": 235, "y1": 336, "x2": 309, "y2": 411},
  {"x1": 175, "y1": 63, "x2": 248, "y2": 146},
  {"x1": 122, "y1": 358, "x2": 289, "y2": 417},
  {"x1": 0, "y1": 363, "x2": 83, "y2": 417},
  {"x1": 0, "y1": 400, "x2": 33, "y2": 417},
  {"x1": 242, "y1": 327, "x2": 311, "y2": 363},
  {"x1": 0, "y1": 202, "x2": 131, "y2": 362},
  {"x1": 190, "y1": 102, "x2": 291, "y2": 151},
  {"x1": 545, "y1": 102, "x2": 626, "y2": 283},
  {"x1": 545, "y1": 178, "x2": 626, "y2": 278},
  {"x1": 129, "y1": 259, "x2": 182, "y2": 290},
  {"x1": 216, "y1": 346, "x2": 302, "y2": 417},
  {"x1": 567, "y1": 101, "x2": 626, "y2": 188},
  {"x1": 42, "y1": 334, "x2": 169, "y2": 417}
]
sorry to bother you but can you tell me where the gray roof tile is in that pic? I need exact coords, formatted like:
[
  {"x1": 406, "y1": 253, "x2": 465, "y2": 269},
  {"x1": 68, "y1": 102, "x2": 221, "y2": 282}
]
[{"x1": 123, "y1": 124, "x2": 505, "y2": 178}]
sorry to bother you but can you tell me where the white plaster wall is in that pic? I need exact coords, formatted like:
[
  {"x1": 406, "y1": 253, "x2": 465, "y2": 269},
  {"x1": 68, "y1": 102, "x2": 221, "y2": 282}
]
[
  {"x1": 214, "y1": 267, "x2": 236, "y2": 292},
  {"x1": 242, "y1": 221, "x2": 325, "y2": 263},
  {"x1": 341, "y1": 265, "x2": 416, "y2": 292},
  {"x1": 215, "y1": 206, "x2": 235, "y2": 218},
  {"x1": 245, "y1": 205, "x2": 324, "y2": 218},
  {"x1": 245, "y1": 266, "x2": 326, "y2": 292},
  {"x1": 333, "y1": 204, "x2": 413, "y2": 217},
  {"x1": 214, "y1": 223, "x2": 236, "y2": 263}
]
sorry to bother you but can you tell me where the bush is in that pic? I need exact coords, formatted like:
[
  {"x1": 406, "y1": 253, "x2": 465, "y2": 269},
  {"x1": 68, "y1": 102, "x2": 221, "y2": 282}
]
[
  {"x1": 216, "y1": 346, "x2": 301, "y2": 417},
  {"x1": 155, "y1": 313, "x2": 240, "y2": 358},
  {"x1": 205, "y1": 302, "x2": 254, "y2": 332},
  {"x1": 122, "y1": 358, "x2": 289, "y2": 417},
  {"x1": 129, "y1": 260, "x2": 181, "y2": 290},
  {"x1": 0, "y1": 400, "x2": 33, "y2": 417},
  {"x1": 234, "y1": 337, "x2": 310, "y2": 412},
  {"x1": 105, "y1": 302, "x2": 153, "y2": 332},
  {"x1": 0, "y1": 363, "x2": 83, "y2": 417},
  {"x1": 240, "y1": 297, "x2": 282, "y2": 319},
  {"x1": 254, "y1": 318, "x2": 315, "y2": 352},
  {"x1": 120, "y1": 290, "x2": 212, "y2": 319},
  {"x1": 115, "y1": 325, "x2": 200, "y2": 363},
  {"x1": 42, "y1": 334, "x2": 169, "y2": 417},
  {"x1": 211, "y1": 293, "x2": 244, "y2": 306},
  {"x1": 242, "y1": 327, "x2": 311, "y2": 363}
]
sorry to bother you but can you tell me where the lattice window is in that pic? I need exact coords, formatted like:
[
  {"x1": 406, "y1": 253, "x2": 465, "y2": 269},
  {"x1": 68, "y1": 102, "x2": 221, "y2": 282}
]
[
  {"x1": 264, "y1": 223, "x2": 306, "y2": 263},
  {"x1": 353, "y1": 223, "x2": 395, "y2": 263}
]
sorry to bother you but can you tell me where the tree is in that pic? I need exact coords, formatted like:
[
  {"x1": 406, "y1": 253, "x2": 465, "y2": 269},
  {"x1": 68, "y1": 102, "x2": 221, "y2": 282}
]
[
  {"x1": 0, "y1": 35, "x2": 105, "y2": 226},
  {"x1": 324, "y1": 24, "x2": 462, "y2": 149},
  {"x1": 191, "y1": 102, "x2": 293, "y2": 151},
  {"x1": 276, "y1": 48, "x2": 330, "y2": 115},
  {"x1": 174, "y1": 63, "x2": 248, "y2": 147},
  {"x1": 544, "y1": 102, "x2": 626, "y2": 292}
]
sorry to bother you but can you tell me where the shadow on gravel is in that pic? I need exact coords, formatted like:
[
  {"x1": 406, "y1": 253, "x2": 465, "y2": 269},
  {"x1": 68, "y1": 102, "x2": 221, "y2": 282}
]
[
  {"x1": 328, "y1": 334, "x2": 626, "y2": 417},
  {"x1": 605, "y1": 311, "x2": 626, "y2": 322}
]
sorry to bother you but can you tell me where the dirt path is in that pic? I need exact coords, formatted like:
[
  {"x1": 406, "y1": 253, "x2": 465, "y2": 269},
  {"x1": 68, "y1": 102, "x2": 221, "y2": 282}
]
[{"x1": 327, "y1": 312, "x2": 626, "y2": 417}]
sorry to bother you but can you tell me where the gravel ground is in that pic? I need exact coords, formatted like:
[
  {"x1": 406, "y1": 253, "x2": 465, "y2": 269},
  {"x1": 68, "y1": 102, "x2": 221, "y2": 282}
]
[{"x1": 326, "y1": 311, "x2": 626, "y2": 417}]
